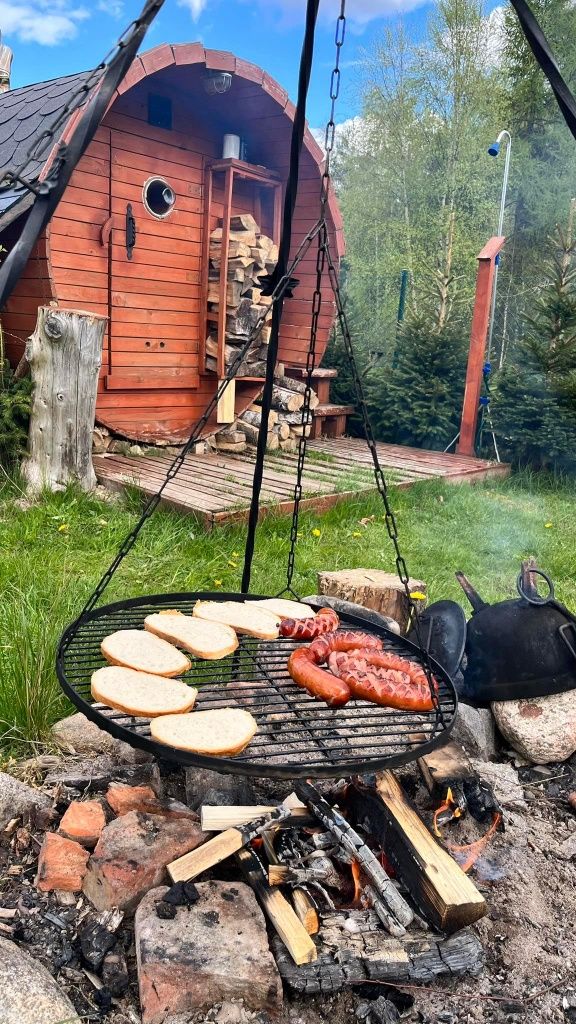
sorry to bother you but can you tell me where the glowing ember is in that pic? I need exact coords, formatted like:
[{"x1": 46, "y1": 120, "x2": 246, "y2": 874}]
[{"x1": 351, "y1": 858, "x2": 363, "y2": 906}]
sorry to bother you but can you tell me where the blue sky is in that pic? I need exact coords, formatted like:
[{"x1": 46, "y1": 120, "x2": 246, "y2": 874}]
[{"x1": 2, "y1": 0, "x2": 448, "y2": 128}]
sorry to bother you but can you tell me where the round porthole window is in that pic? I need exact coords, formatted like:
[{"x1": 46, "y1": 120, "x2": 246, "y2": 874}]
[{"x1": 143, "y1": 177, "x2": 176, "y2": 218}]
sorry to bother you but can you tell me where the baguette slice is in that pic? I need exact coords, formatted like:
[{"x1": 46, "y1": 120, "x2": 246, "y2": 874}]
[
  {"x1": 193, "y1": 601, "x2": 280, "y2": 640},
  {"x1": 150, "y1": 708, "x2": 258, "y2": 756},
  {"x1": 251, "y1": 598, "x2": 315, "y2": 620},
  {"x1": 91, "y1": 666, "x2": 197, "y2": 718},
  {"x1": 101, "y1": 629, "x2": 191, "y2": 677},
  {"x1": 144, "y1": 611, "x2": 238, "y2": 660}
]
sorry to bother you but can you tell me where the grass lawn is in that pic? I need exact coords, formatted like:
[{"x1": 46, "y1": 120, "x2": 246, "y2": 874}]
[{"x1": 1, "y1": 468, "x2": 575, "y2": 751}]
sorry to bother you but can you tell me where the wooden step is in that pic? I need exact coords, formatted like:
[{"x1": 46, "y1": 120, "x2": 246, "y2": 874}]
[{"x1": 312, "y1": 403, "x2": 355, "y2": 418}]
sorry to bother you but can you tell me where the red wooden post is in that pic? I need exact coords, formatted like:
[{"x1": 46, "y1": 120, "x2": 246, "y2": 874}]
[{"x1": 456, "y1": 236, "x2": 506, "y2": 457}]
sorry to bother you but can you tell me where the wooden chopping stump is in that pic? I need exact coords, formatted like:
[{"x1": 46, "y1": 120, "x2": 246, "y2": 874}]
[{"x1": 317, "y1": 568, "x2": 427, "y2": 634}]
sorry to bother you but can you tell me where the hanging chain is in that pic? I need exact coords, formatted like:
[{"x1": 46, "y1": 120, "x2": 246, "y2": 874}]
[
  {"x1": 79, "y1": 221, "x2": 323, "y2": 620},
  {"x1": 279, "y1": 0, "x2": 440, "y2": 709},
  {"x1": 284, "y1": 222, "x2": 328, "y2": 595},
  {"x1": 323, "y1": 236, "x2": 442, "y2": 712},
  {"x1": 283, "y1": 1, "x2": 346, "y2": 596}
]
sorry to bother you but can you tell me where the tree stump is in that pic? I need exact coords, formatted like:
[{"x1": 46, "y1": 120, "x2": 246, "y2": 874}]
[
  {"x1": 22, "y1": 306, "x2": 106, "y2": 492},
  {"x1": 317, "y1": 568, "x2": 427, "y2": 634}
]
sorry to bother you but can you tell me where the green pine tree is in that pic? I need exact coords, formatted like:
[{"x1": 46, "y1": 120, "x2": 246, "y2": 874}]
[
  {"x1": 364, "y1": 311, "x2": 467, "y2": 450},
  {"x1": 493, "y1": 209, "x2": 576, "y2": 470}
]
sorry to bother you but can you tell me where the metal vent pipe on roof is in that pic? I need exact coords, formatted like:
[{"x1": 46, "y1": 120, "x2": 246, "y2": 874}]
[{"x1": 0, "y1": 34, "x2": 12, "y2": 92}]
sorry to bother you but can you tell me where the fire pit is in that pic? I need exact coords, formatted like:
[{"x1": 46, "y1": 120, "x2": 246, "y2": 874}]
[{"x1": 56, "y1": 592, "x2": 457, "y2": 779}]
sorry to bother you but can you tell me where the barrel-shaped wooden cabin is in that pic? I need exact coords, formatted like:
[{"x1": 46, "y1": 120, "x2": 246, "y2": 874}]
[{"x1": 0, "y1": 44, "x2": 343, "y2": 442}]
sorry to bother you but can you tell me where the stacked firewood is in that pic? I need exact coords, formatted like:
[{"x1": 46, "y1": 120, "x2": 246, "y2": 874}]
[
  {"x1": 205, "y1": 213, "x2": 278, "y2": 376},
  {"x1": 211, "y1": 371, "x2": 320, "y2": 453}
]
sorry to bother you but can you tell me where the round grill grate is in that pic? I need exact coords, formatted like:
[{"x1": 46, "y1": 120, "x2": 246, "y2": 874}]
[{"x1": 57, "y1": 592, "x2": 457, "y2": 779}]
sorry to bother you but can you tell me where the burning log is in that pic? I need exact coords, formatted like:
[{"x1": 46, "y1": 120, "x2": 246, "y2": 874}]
[
  {"x1": 295, "y1": 782, "x2": 413, "y2": 937},
  {"x1": 235, "y1": 845, "x2": 317, "y2": 966},
  {"x1": 350, "y1": 772, "x2": 486, "y2": 933}
]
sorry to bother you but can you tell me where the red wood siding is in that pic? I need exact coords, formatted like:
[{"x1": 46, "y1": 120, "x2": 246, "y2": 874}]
[{"x1": 4, "y1": 45, "x2": 343, "y2": 444}]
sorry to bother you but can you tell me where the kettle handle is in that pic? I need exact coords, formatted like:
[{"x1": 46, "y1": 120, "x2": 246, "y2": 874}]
[{"x1": 516, "y1": 568, "x2": 555, "y2": 605}]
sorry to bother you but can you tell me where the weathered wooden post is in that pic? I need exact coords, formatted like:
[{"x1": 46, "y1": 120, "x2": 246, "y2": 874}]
[{"x1": 22, "y1": 306, "x2": 106, "y2": 492}]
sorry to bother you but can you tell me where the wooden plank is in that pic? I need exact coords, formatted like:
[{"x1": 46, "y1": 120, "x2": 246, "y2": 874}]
[
  {"x1": 236, "y1": 847, "x2": 317, "y2": 966},
  {"x1": 359, "y1": 772, "x2": 487, "y2": 933},
  {"x1": 105, "y1": 369, "x2": 200, "y2": 390}
]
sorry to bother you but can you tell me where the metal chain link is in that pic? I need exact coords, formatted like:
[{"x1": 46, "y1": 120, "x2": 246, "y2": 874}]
[
  {"x1": 280, "y1": 0, "x2": 441, "y2": 710},
  {"x1": 79, "y1": 220, "x2": 323, "y2": 620},
  {"x1": 323, "y1": 237, "x2": 442, "y2": 712},
  {"x1": 282, "y1": 2, "x2": 346, "y2": 596},
  {"x1": 0, "y1": 0, "x2": 164, "y2": 192}
]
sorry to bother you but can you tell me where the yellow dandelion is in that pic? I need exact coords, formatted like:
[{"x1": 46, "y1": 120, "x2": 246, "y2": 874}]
[
  {"x1": 214, "y1": 579, "x2": 223, "y2": 587},
  {"x1": 228, "y1": 560, "x2": 238, "y2": 568},
  {"x1": 352, "y1": 531, "x2": 362, "y2": 538},
  {"x1": 544, "y1": 522, "x2": 553, "y2": 528},
  {"x1": 57, "y1": 524, "x2": 69, "y2": 533},
  {"x1": 410, "y1": 591, "x2": 426, "y2": 601},
  {"x1": 311, "y1": 528, "x2": 321, "y2": 538},
  {"x1": 232, "y1": 551, "x2": 239, "y2": 558}
]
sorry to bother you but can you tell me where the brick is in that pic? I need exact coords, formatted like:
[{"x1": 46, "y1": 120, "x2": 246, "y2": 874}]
[
  {"x1": 105, "y1": 784, "x2": 160, "y2": 816},
  {"x1": 83, "y1": 811, "x2": 206, "y2": 913},
  {"x1": 36, "y1": 832, "x2": 89, "y2": 892},
  {"x1": 106, "y1": 783, "x2": 199, "y2": 821},
  {"x1": 135, "y1": 882, "x2": 282, "y2": 1023},
  {"x1": 59, "y1": 800, "x2": 106, "y2": 848}
]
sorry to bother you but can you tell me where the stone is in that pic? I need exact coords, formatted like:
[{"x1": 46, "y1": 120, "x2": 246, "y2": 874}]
[
  {"x1": 106, "y1": 783, "x2": 198, "y2": 821},
  {"x1": 45, "y1": 756, "x2": 161, "y2": 794},
  {"x1": 470, "y1": 759, "x2": 527, "y2": 810},
  {"x1": 50, "y1": 711, "x2": 151, "y2": 762},
  {"x1": 83, "y1": 810, "x2": 207, "y2": 912},
  {"x1": 491, "y1": 691, "x2": 576, "y2": 764},
  {"x1": 59, "y1": 800, "x2": 106, "y2": 847},
  {"x1": 0, "y1": 772, "x2": 52, "y2": 831},
  {"x1": 0, "y1": 935, "x2": 81, "y2": 1024},
  {"x1": 135, "y1": 882, "x2": 283, "y2": 1023},
  {"x1": 108, "y1": 439, "x2": 132, "y2": 455},
  {"x1": 185, "y1": 767, "x2": 253, "y2": 810},
  {"x1": 92, "y1": 427, "x2": 110, "y2": 453},
  {"x1": 452, "y1": 703, "x2": 498, "y2": 760},
  {"x1": 556, "y1": 834, "x2": 576, "y2": 861},
  {"x1": 36, "y1": 832, "x2": 90, "y2": 891}
]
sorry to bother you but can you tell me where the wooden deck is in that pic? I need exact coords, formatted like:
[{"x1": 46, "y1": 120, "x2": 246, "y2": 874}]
[{"x1": 93, "y1": 438, "x2": 509, "y2": 528}]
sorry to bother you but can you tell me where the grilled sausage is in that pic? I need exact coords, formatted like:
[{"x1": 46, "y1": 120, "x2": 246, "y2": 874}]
[
  {"x1": 279, "y1": 607, "x2": 339, "y2": 640},
  {"x1": 287, "y1": 630, "x2": 436, "y2": 711},
  {"x1": 327, "y1": 651, "x2": 435, "y2": 711}
]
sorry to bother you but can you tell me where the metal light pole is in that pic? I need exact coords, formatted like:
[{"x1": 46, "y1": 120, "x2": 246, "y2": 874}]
[{"x1": 486, "y1": 129, "x2": 511, "y2": 362}]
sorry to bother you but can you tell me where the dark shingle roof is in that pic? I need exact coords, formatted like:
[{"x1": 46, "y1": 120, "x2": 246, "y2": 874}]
[{"x1": 0, "y1": 70, "x2": 100, "y2": 223}]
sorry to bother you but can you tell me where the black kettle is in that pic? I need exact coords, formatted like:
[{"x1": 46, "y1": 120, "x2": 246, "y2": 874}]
[{"x1": 457, "y1": 566, "x2": 576, "y2": 703}]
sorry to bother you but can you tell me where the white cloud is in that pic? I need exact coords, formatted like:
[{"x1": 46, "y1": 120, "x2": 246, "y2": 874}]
[
  {"x1": 311, "y1": 116, "x2": 367, "y2": 154},
  {"x1": 0, "y1": 0, "x2": 88, "y2": 45},
  {"x1": 97, "y1": 0, "x2": 124, "y2": 17},
  {"x1": 177, "y1": 0, "x2": 209, "y2": 19},
  {"x1": 250, "y1": 0, "x2": 428, "y2": 29},
  {"x1": 482, "y1": 5, "x2": 506, "y2": 68}
]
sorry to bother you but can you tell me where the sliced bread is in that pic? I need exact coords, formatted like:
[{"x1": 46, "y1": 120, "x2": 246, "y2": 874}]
[
  {"x1": 91, "y1": 666, "x2": 197, "y2": 718},
  {"x1": 150, "y1": 708, "x2": 258, "y2": 756},
  {"x1": 144, "y1": 611, "x2": 238, "y2": 660},
  {"x1": 101, "y1": 628, "x2": 191, "y2": 677},
  {"x1": 193, "y1": 601, "x2": 280, "y2": 640},
  {"x1": 251, "y1": 598, "x2": 315, "y2": 620}
]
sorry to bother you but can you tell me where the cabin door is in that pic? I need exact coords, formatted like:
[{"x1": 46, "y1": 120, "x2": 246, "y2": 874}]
[{"x1": 105, "y1": 128, "x2": 202, "y2": 393}]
